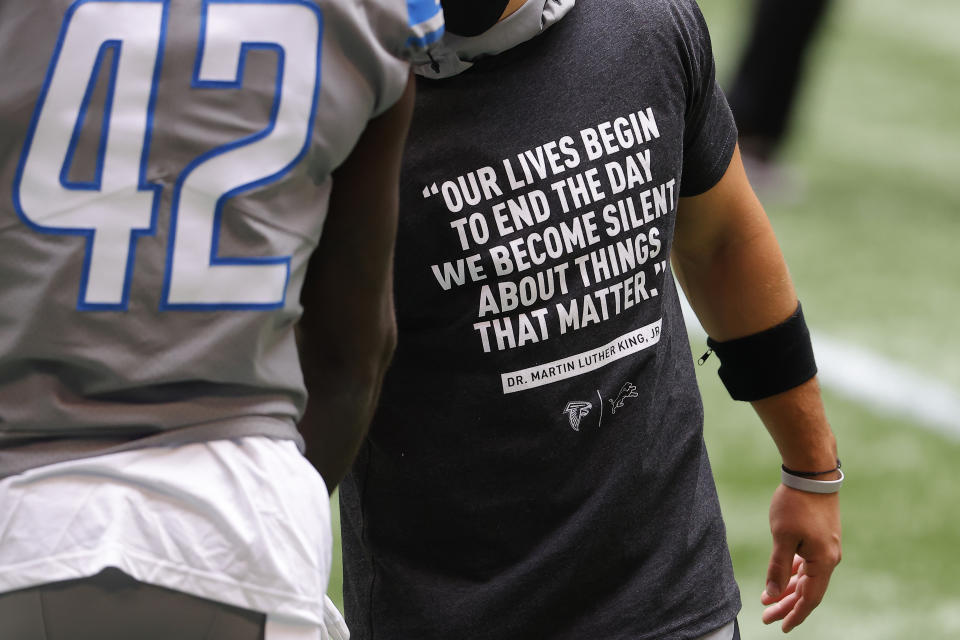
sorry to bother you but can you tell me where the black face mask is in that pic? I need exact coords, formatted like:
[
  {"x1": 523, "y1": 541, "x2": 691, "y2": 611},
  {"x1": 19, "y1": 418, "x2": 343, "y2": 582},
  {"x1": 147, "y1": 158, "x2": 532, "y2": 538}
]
[{"x1": 441, "y1": 0, "x2": 512, "y2": 36}]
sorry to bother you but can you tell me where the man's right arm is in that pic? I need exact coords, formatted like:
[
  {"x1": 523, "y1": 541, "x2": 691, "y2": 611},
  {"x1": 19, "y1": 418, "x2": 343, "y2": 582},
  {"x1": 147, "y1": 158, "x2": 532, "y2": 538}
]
[
  {"x1": 673, "y1": 145, "x2": 842, "y2": 632},
  {"x1": 296, "y1": 73, "x2": 416, "y2": 494}
]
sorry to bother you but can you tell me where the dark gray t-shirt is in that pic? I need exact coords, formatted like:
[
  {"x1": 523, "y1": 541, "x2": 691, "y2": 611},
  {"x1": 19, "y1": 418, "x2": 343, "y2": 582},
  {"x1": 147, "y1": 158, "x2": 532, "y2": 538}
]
[{"x1": 341, "y1": 1, "x2": 741, "y2": 638}]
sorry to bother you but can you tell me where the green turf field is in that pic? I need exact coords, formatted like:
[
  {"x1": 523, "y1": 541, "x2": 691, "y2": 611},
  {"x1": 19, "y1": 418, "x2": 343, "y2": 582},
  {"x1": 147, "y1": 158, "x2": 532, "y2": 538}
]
[{"x1": 327, "y1": 1, "x2": 960, "y2": 637}]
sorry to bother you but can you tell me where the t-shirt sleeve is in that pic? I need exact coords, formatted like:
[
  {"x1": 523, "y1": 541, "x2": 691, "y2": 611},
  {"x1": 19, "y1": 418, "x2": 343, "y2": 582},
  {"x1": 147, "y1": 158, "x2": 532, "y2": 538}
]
[
  {"x1": 679, "y1": 0, "x2": 737, "y2": 197},
  {"x1": 359, "y1": 0, "x2": 445, "y2": 117},
  {"x1": 362, "y1": 0, "x2": 445, "y2": 61},
  {"x1": 402, "y1": 0, "x2": 446, "y2": 51}
]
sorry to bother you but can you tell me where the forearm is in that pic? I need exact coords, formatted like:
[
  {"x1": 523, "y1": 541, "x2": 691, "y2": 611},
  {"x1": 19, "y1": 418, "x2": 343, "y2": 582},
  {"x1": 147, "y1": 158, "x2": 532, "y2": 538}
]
[
  {"x1": 297, "y1": 317, "x2": 396, "y2": 493},
  {"x1": 295, "y1": 73, "x2": 413, "y2": 493},
  {"x1": 752, "y1": 378, "x2": 837, "y2": 473},
  {"x1": 295, "y1": 212, "x2": 398, "y2": 493},
  {"x1": 679, "y1": 258, "x2": 836, "y2": 470},
  {"x1": 673, "y1": 233, "x2": 836, "y2": 468},
  {"x1": 673, "y1": 146, "x2": 837, "y2": 468}
]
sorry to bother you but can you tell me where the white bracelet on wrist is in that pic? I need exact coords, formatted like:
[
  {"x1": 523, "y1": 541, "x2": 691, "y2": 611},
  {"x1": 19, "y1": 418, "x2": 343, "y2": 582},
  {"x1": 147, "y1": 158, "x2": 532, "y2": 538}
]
[{"x1": 780, "y1": 467, "x2": 844, "y2": 494}]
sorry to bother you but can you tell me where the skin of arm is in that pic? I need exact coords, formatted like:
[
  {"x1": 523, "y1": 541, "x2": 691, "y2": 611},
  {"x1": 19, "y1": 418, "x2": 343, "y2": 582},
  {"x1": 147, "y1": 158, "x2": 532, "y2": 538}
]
[
  {"x1": 295, "y1": 73, "x2": 415, "y2": 495},
  {"x1": 672, "y1": 145, "x2": 841, "y2": 633},
  {"x1": 499, "y1": 0, "x2": 528, "y2": 21}
]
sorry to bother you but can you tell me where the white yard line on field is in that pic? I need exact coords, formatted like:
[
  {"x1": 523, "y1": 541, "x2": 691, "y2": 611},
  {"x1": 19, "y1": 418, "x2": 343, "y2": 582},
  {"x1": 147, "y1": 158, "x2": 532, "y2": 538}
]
[{"x1": 680, "y1": 295, "x2": 960, "y2": 441}]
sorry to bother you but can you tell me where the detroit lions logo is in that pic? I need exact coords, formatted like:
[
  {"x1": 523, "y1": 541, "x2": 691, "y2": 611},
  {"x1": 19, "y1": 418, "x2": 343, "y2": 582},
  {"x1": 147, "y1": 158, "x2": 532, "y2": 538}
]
[
  {"x1": 609, "y1": 382, "x2": 638, "y2": 415},
  {"x1": 562, "y1": 401, "x2": 593, "y2": 431}
]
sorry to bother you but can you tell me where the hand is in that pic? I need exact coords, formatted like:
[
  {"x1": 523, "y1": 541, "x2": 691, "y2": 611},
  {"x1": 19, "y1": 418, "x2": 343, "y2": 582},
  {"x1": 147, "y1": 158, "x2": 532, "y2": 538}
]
[{"x1": 761, "y1": 483, "x2": 842, "y2": 632}]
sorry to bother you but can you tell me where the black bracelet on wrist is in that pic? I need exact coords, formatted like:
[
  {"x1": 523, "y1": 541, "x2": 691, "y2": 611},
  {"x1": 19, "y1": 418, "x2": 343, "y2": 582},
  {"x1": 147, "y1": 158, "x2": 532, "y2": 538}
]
[{"x1": 781, "y1": 459, "x2": 841, "y2": 478}]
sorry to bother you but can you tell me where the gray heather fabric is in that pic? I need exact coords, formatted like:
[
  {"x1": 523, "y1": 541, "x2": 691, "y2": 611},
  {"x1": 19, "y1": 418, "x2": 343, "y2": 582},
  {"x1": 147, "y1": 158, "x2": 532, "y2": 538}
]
[
  {"x1": 341, "y1": 1, "x2": 741, "y2": 638},
  {"x1": 695, "y1": 620, "x2": 738, "y2": 640},
  {"x1": 0, "y1": 0, "x2": 441, "y2": 477},
  {"x1": 0, "y1": 568, "x2": 264, "y2": 640}
]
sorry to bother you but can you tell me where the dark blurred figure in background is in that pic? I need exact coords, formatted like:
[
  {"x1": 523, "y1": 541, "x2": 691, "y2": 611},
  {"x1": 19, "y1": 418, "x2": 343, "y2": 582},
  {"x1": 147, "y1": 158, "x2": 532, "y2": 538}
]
[{"x1": 727, "y1": 0, "x2": 833, "y2": 186}]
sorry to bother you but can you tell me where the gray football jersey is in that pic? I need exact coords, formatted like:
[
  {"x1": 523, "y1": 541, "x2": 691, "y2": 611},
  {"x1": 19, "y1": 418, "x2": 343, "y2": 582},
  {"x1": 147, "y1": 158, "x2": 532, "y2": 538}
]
[{"x1": 0, "y1": 0, "x2": 444, "y2": 477}]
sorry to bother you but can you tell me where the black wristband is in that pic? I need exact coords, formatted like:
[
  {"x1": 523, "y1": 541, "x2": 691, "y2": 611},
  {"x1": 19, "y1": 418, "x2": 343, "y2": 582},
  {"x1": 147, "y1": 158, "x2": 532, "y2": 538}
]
[{"x1": 706, "y1": 302, "x2": 817, "y2": 401}]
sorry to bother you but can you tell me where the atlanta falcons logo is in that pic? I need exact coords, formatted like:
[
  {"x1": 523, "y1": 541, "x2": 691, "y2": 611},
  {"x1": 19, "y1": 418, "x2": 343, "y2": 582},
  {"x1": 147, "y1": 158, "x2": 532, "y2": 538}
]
[{"x1": 562, "y1": 401, "x2": 593, "y2": 431}]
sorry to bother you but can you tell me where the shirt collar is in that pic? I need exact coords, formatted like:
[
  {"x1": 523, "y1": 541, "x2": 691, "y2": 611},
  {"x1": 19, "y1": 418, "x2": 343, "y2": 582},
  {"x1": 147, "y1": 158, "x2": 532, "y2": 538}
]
[{"x1": 414, "y1": 0, "x2": 576, "y2": 79}]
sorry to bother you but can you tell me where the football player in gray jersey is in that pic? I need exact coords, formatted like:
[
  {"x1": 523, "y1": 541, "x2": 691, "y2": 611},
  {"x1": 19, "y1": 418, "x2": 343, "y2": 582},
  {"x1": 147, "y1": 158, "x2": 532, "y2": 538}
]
[{"x1": 0, "y1": 0, "x2": 443, "y2": 638}]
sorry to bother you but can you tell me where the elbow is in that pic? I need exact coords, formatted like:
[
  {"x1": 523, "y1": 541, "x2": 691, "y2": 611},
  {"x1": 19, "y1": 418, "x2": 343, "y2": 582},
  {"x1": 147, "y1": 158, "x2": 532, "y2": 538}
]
[
  {"x1": 297, "y1": 311, "x2": 398, "y2": 400},
  {"x1": 333, "y1": 325, "x2": 396, "y2": 393},
  {"x1": 339, "y1": 314, "x2": 397, "y2": 394},
  {"x1": 339, "y1": 321, "x2": 396, "y2": 418}
]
